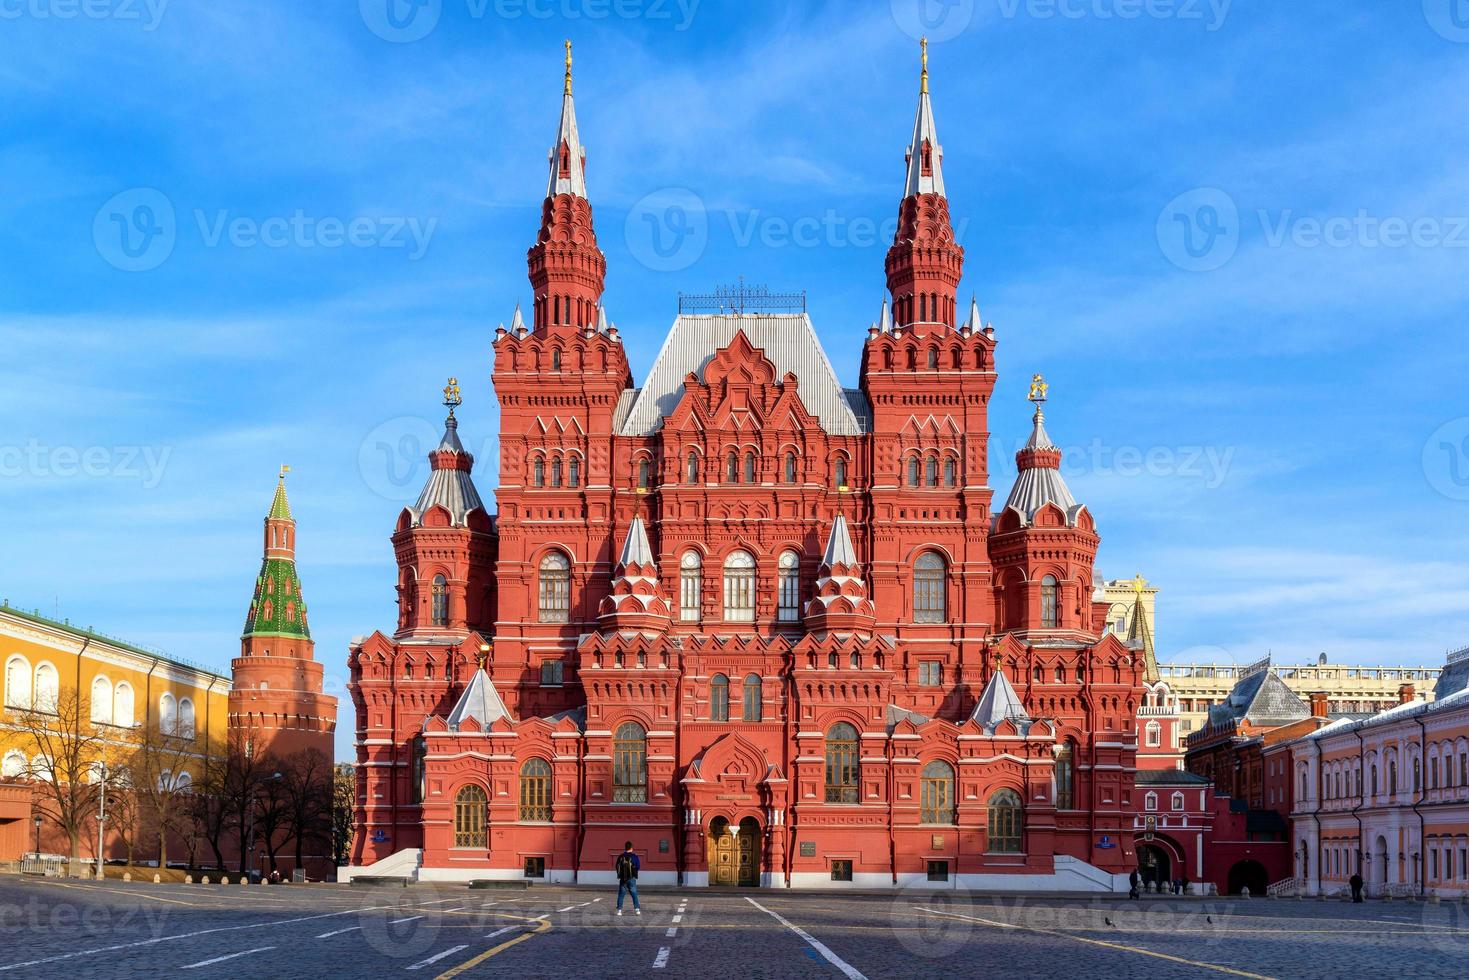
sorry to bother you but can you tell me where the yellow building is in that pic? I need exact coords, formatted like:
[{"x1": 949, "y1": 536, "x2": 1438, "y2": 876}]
[{"x1": 0, "y1": 602, "x2": 230, "y2": 860}]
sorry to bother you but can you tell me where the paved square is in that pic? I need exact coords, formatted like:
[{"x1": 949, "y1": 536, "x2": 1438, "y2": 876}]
[{"x1": 0, "y1": 878, "x2": 1465, "y2": 979}]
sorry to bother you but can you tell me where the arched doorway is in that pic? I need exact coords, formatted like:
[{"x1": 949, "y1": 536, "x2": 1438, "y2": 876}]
[
  {"x1": 1374, "y1": 836, "x2": 1389, "y2": 886},
  {"x1": 1136, "y1": 843, "x2": 1172, "y2": 892},
  {"x1": 1227, "y1": 860, "x2": 1268, "y2": 896},
  {"x1": 708, "y1": 816, "x2": 760, "y2": 886}
]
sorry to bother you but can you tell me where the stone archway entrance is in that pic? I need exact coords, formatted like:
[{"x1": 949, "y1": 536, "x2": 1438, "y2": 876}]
[
  {"x1": 708, "y1": 816, "x2": 760, "y2": 886},
  {"x1": 1136, "y1": 843, "x2": 1172, "y2": 892},
  {"x1": 1227, "y1": 860, "x2": 1268, "y2": 896}
]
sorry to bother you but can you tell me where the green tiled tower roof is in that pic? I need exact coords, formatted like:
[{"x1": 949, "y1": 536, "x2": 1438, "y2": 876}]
[
  {"x1": 244, "y1": 472, "x2": 310, "y2": 640},
  {"x1": 269, "y1": 476, "x2": 293, "y2": 520}
]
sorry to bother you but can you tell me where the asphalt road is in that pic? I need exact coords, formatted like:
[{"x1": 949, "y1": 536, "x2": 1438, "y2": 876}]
[{"x1": 0, "y1": 876, "x2": 1465, "y2": 979}]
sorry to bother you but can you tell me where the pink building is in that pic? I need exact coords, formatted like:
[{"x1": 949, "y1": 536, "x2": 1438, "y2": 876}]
[{"x1": 1283, "y1": 647, "x2": 1469, "y2": 898}]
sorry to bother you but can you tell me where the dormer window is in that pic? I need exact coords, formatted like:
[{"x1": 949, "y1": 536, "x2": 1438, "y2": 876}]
[
  {"x1": 921, "y1": 140, "x2": 933, "y2": 177},
  {"x1": 559, "y1": 141, "x2": 572, "y2": 178}
]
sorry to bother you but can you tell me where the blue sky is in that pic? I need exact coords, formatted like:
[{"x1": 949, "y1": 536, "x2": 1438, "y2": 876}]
[{"x1": 3, "y1": 0, "x2": 1469, "y2": 761}]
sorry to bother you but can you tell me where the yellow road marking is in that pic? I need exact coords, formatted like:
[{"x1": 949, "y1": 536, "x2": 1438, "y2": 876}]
[
  {"x1": 916, "y1": 908, "x2": 1278, "y2": 980},
  {"x1": 433, "y1": 916, "x2": 552, "y2": 980},
  {"x1": 41, "y1": 880, "x2": 204, "y2": 907}
]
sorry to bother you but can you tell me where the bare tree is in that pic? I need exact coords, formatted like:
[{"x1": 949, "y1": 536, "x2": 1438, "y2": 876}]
[
  {"x1": 16, "y1": 688, "x2": 110, "y2": 863},
  {"x1": 280, "y1": 748, "x2": 332, "y2": 876},
  {"x1": 332, "y1": 762, "x2": 355, "y2": 868},
  {"x1": 191, "y1": 746, "x2": 235, "y2": 871},
  {"x1": 253, "y1": 757, "x2": 292, "y2": 876},
  {"x1": 131, "y1": 716, "x2": 200, "y2": 869}
]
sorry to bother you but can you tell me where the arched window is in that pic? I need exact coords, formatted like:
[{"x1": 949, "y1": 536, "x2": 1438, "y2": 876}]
[
  {"x1": 833, "y1": 456, "x2": 848, "y2": 488},
  {"x1": 710, "y1": 674, "x2": 729, "y2": 722},
  {"x1": 777, "y1": 550, "x2": 801, "y2": 622},
  {"x1": 431, "y1": 574, "x2": 450, "y2": 626},
  {"x1": 987, "y1": 789, "x2": 1023, "y2": 853},
  {"x1": 410, "y1": 735, "x2": 426, "y2": 804},
  {"x1": 538, "y1": 552, "x2": 571, "y2": 623},
  {"x1": 824, "y1": 722, "x2": 859, "y2": 803},
  {"x1": 174, "y1": 771, "x2": 192, "y2": 794},
  {"x1": 785, "y1": 452, "x2": 797, "y2": 483},
  {"x1": 913, "y1": 551, "x2": 946, "y2": 623},
  {"x1": 159, "y1": 693, "x2": 178, "y2": 736},
  {"x1": 113, "y1": 682, "x2": 134, "y2": 729},
  {"x1": 679, "y1": 551, "x2": 702, "y2": 622},
  {"x1": 727, "y1": 452, "x2": 739, "y2": 483},
  {"x1": 743, "y1": 674, "x2": 762, "y2": 722},
  {"x1": 744, "y1": 451, "x2": 757, "y2": 484},
  {"x1": 1145, "y1": 720, "x2": 1162, "y2": 747},
  {"x1": 178, "y1": 698, "x2": 195, "y2": 739},
  {"x1": 613, "y1": 722, "x2": 647, "y2": 803},
  {"x1": 687, "y1": 451, "x2": 699, "y2": 483},
  {"x1": 533, "y1": 457, "x2": 545, "y2": 487},
  {"x1": 723, "y1": 550, "x2": 756, "y2": 622},
  {"x1": 1145, "y1": 791, "x2": 1158, "y2": 812},
  {"x1": 1055, "y1": 741, "x2": 1075, "y2": 809},
  {"x1": 568, "y1": 456, "x2": 580, "y2": 487},
  {"x1": 90, "y1": 677, "x2": 113, "y2": 725},
  {"x1": 908, "y1": 457, "x2": 920, "y2": 487},
  {"x1": 453, "y1": 784, "x2": 488, "y2": 848},
  {"x1": 638, "y1": 457, "x2": 651, "y2": 489},
  {"x1": 551, "y1": 458, "x2": 563, "y2": 488},
  {"x1": 519, "y1": 758, "x2": 552, "y2": 821},
  {"x1": 33, "y1": 664, "x2": 57, "y2": 713},
  {"x1": 4, "y1": 657, "x2": 30, "y2": 710},
  {"x1": 944, "y1": 458, "x2": 957, "y2": 487},
  {"x1": 925, "y1": 456, "x2": 938, "y2": 487},
  {"x1": 1041, "y1": 576, "x2": 1059, "y2": 628},
  {"x1": 921, "y1": 760, "x2": 956, "y2": 824},
  {"x1": 927, "y1": 348, "x2": 938, "y2": 370},
  {"x1": 551, "y1": 349, "x2": 562, "y2": 372},
  {"x1": 1, "y1": 750, "x2": 24, "y2": 779}
]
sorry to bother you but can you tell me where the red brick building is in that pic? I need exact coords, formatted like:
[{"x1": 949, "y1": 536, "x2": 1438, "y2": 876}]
[{"x1": 347, "y1": 46, "x2": 1148, "y2": 890}]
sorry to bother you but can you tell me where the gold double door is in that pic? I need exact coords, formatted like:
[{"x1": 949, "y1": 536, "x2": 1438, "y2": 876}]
[{"x1": 708, "y1": 816, "x2": 759, "y2": 886}]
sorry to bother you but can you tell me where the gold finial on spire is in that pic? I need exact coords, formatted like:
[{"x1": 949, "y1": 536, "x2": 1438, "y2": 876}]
[
  {"x1": 443, "y1": 376, "x2": 463, "y2": 417},
  {"x1": 920, "y1": 36, "x2": 929, "y2": 94},
  {"x1": 279, "y1": 464, "x2": 290, "y2": 481},
  {"x1": 564, "y1": 38, "x2": 573, "y2": 96},
  {"x1": 1028, "y1": 373, "x2": 1049, "y2": 404},
  {"x1": 1131, "y1": 574, "x2": 1148, "y2": 596}
]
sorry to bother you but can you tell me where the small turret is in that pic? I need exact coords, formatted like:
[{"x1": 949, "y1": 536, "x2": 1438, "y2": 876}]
[
  {"x1": 804, "y1": 514, "x2": 876, "y2": 634},
  {"x1": 597, "y1": 516, "x2": 672, "y2": 633}
]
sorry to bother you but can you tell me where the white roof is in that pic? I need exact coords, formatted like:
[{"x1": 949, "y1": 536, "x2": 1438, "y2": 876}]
[
  {"x1": 447, "y1": 668, "x2": 513, "y2": 731},
  {"x1": 617, "y1": 314, "x2": 865, "y2": 437},
  {"x1": 409, "y1": 418, "x2": 485, "y2": 527},
  {"x1": 617, "y1": 516, "x2": 656, "y2": 568},
  {"x1": 547, "y1": 90, "x2": 587, "y2": 198},
  {"x1": 970, "y1": 668, "x2": 1031, "y2": 727},
  {"x1": 821, "y1": 514, "x2": 858, "y2": 568},
  {"x1": 1000, "y1": 412, "x2": 1084, "y2": 527},
  {"x1": 903, "y1": 89, "x2": 945, "y2": 198}
]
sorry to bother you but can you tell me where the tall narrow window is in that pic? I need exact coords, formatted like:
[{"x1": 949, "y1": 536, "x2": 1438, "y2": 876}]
[
  {"x1": 777, "y1": 550, "x2": 801, "y2": 622},
  {"x1": 4, "y1": 657, "x2": 30, "y2": 710},
  {"x1": 1055, "y1": 741, "x2": 1075, "y2": 809},
  {"x1": 925, "y1": 457, "x2": 938, "y2": 487},
  {"x1": 913, "y1": 551, "x2": 946, "y2": 623},
  {"x1": 742, "y1": 674, "x2": 762, "y2": 722},
  {"x1": 178, "y1": 698, "x2": 195, "y2": 739},
  {"x1": 1041, "y1": 576, "x2": 1059, "y2": 628},
  {"x1": 613, "y1": 723, "x2": 647, "y2": 803},
  {"x1": 680, "y1": 551, "x2": 702, "y2": 622},
  {"x1": 410, "y1": 735, "x2": 426, "y2": 804},
  {"x1": 987, "y1": 789, "x2": 1023, "y2": 853},
  {"x1": 727, "y1": 452, "x2": 739, "y2": 483},
  {"x1": 637, "y1": 457, "x2": 651, "y2": 489},
  {"x1": 33, "y1": 664, "x2": 57, "y2": 713},
  {"x1": 159, "y1": 692, "x2": 177, "y2": 735},
  {"x1": 432, "y1": 574, "x2": 449, "y2": 626},
  {"x1": 710, "y1": 674, "x2": 729, "y2": 722},
  {"x1": 551, "y1": 349, "x2": 561, "y2": 371},
  {"x1": 834, "y1": 456, "x2": 848, "y2": 488},
  {"x1": 921, "y1": 760, "x2": 956, "y2": 824},
  {"x1": 568, "y1": 457, "x2": 580, "y2": 487},
  {"x1": 744, "y1": 451, "x2": 757, "y2": 483},
  {"x1": 113, "y1": 682, "x2": 134, "y2": 728},
  {"x1": 687, "y1": 452, "x2": 699, "y2": 483},
  {"x1": 723, "y1": 550, "x2": 756, "y2": 622},
  {"x1": 533, "y1": 457, "x2": 545, "y2": 487},
  {"x1": 551, "y1": 459, "x2": 563, "y2": 488},
  {"x1": 927, "y1": 348, "x2": 938, "y2": 370},
  {"x1": 908, "y1": 457, "x2": 920, "y2": 487},
  {"x1": 90, "y1": 677, "x2": 113, "y2": 725},
  {"x1": 785, "y1": 452, "x2": 798, "y2": 483},
  {"x1": 538, "y1": 552, "x2": 571, "y2": 623},
  {"x1": 454, "y1": 784, "x2": 488, "y2": 847},
  {"x1": 519, "y1": 759, "x2": 552, "y2": 821},
  {"x1": 944, "y1": 458, "x2": 957, "y2": 487},
  {"x1": 825, "y1": 723, "x2": 860, "y2": 803}
]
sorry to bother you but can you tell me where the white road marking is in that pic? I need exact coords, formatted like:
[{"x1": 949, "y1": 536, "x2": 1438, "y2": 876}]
[
  {"x1": 745, "y1": 898, "x2": 868, "y2": 980},
  {"x1": 672, "y1": 914, "x2": 683, "y2": 923},
  {"x1": 484, "y1": 925, "x2": 521, "y2": 939},
  {"x1": 316, "y1": 926, "x2": 362, "y2": 939},
  {"x1": 665, "y1": 927, "x2": 678, "y2": 938},
  {"x1": 389, "y1": 915, "x2": 426, "y2": 925},
  {"x1": 407, "y1": 945, "x2": 469, "y2": 970},
  {"x1": 0, "y1": 906, "x2": 387, "y2": 972},
  {"x1": 181, "y1": 946, "x2": 276, "y2": 969},
  {"x1": 438, "y1": 907, "x2": 465, "y2": 914},
  {"x1": 653, "y1": 947, "x2": 672, "y2": 969},
  {"x1": 417, "y1": 898, "x2": 461, "y2": 905}
]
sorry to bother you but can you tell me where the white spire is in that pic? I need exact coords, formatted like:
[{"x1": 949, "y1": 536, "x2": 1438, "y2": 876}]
[
  {"x1": 597, "y1": 303, "x2": 609, "y2": 334},
  {"x1": 547, "y1": 40, "x2": 587, "y2": 199},
  {"x1": 878, "y1": 297, "x2": 893, "y2": 334},
  {"x1": 903, "y1": 41, "x2": 945, "y2": 198},
  {"x1": 447, "y1": 667, "x2": 514, "y2": 732},
  {"x1": 964, "y1": 295, "x2": 980, "y2": 332},
  {"x1": 617, "y1": 516, "x2": 656, "y2": 568},
  {"x1": 970, "y1": 666, "x2": 1031, "y2": 728},
  {"x1": 821, "y1": 514, "x2": 858, "y2": 569},
  {"x1": 510, "y1": 303, "x2": 526, "y2": 332}
]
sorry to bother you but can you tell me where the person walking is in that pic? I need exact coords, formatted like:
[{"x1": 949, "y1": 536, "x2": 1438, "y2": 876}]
[
  {"x1": 1128, "y1": 869, "x2": 1140, "y2": 900},
  {"x1": 615, "y1": 841, "x2": 642, "y2": 916},
  {"x1": 1350, "y1": 872, "x2": 1364, "y2": 903}
]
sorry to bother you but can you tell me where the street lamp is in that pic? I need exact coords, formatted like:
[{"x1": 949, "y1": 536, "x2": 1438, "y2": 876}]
[
  {"x1": 95, "y1": 761, "x2": 108, "y2": 881},
  {"x1": 32, "y1": 813, "x2": 42, "y2": 858}
]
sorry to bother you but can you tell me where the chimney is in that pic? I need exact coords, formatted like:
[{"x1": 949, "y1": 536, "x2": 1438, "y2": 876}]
[
  {"x1": 1308, "y1": 691, "x2": 1329, "y2": 719},
  {"x1": 1398, "y1": 683, "x2": 1415, "y2": 705}
]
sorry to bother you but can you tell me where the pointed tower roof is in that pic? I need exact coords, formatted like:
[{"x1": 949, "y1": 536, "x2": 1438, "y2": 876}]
[
  {"x1": 903, "y1": 37, "x2": 945, "y2": 198},
  {"x1": 821, "y1": 513, "x2": 859, "y2": 569},
  {"x1": 805, "y1": 512, "x2": 876, "y2": 633},
  {"x1": 447, "y1": 667, "x2": 514, "y2": 732},
  {"x1": 598, "y1": 514, "x2": 672, "y2": 631},
  {"x1": 1000, "y1": 375, "x2": 1085, "y2": 527},
  {"x1": 243, "y1": 468, "x2": 310, "y2": 640},
  {"x1": 878, "y1": 297, "x2": 893, "y2": 333},
  {"x1": 547, "y1": 39, "x2": 587, "y2": 199},
  {"x1": 1126, "y1": 575, "x2": 1159, "y2": 682},
  {"x1": 617, "y1": 515, "x2": 656, "y2": 568},
  {"x1": 510, "y1": 303, "x2": 526, "y2": 333},
  {"x1": 409, "y1": 378, "x2": 486, "y2": 527},
  {"x1": 970, "y1": 663, "x2": 1031, "y2": 727}
]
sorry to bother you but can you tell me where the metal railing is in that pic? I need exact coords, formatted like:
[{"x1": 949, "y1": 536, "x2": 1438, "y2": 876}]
[{"x1": 1265, "y1": 876, "x2": 1302, "y2": 897}]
